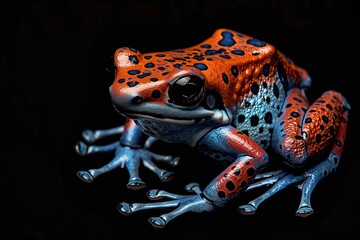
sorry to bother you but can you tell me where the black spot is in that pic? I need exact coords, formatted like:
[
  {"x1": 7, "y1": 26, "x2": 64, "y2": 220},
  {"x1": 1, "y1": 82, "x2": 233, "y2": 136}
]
[
  {"x1": 231, "y1": 66, "x2": 238, "y2": 77},
  {"x1": 322, "y1": 115, "x2": 329, "y2": 123},
  {"x1": 145, "y1": 62, "x2": 155, "y2": 68},
  {"x1": 238, "y1": 114, "x2": 245, "y2": 123},
  {"x1": 320, "y1": 125, "x2": 325, "y2": 130},
  {"x1": 150, "y1": 78, "x2": 158, "y2": 82},
  {"x1": 305, "y1": 117, "x2": 312, "y2": 123},
  {"x1": 246, "y1": 38, "x2": 266, "y2": 47},
  {"x1": 223, "y1": 173, "x2": 228, "y2": 177},
  {"x1": 280, "y1": 120, "x2": 285, "y2": 125},
  {"x1": 129, "y1": 55, "x2": 139, "y2": 64},
  {"x1": 252, "y1": 51, "x2": 260, "y2": 56},
  {"x1": 277, "y1": 63, "x2": 288, "y2": 91},
  {"x1": 316, "y1": 134, "x2": 322, "y2": 143},
  {"x1": 127, "y1": 81, "x2": 139, "y2": 87},
  {"x1": 200, "y1": 44, "x2": 211, "y2": 48},
  {"x1": 193, "y1": 56, "x2": 205, "y2": 61},
  {"x1": 293, "y1": 97, "x2": 303, "y2": 103},
  {"x1": 260, "y1": 140, "x2": 267, "y2": 146},
  {"x1": 173, "y1": 63, "x2": 182, "y2": 68},
  {"x1": 317, "y1": 99, "x2": 325, "y2": 103},
  {"x1": 241, "y1": 181, "x2": 247, "y2": 187},
  {"x1": 250, "y1": 115, "x2": 259, "y2": 126},
  {"x1": 231, "y1": 50, "x2": 245, "y2": 55},
  {"x1": 335, "y1": 140, "x2": 342, "y2": 146},
  {"x1": 137, "y1": 73, "x2": 151, "y2": 78},
  {"x1": 144, "y1": 55, "x2": 152, "y2": 60},
  {"x1": 222, "y1": 73, "x2": 229, "y2": 84},
  {"x1": 165, "y1": 59, "x2": 176, "y2": 62},
  {"x1": 251, "y1": 83, "x2": 259, "y2": 95},
  {"x1": 226, "y1": 181, "x2": 235, "y2": 191},
  {"x1": 220, "y1": 55, "x2": 231, "y2": 59},
  {"x1": 128, "y1": 70, "x2": 140, "y2": 75},
  {"x1": 234, "y1": 168, "x2": 240, "y2": 175},
  {"x1": 158, "y1": 67, "x2": 165, "y2": 71},
  {"x1": 242, "y1": 130, "x2": 249, "y2": 136},
  {"x1": 266, "y1": 97, "x2": 271, "y2": 104},
  {"x1": 151, "y1": 90, "x2": 161, "y2": 99},
  {"x1": 326, "y1": 104, "x2": 333, "y2": 110},
  {"x1": 291, "y1": 112, "x2": 300, "y2": 117},
  {"x1": 329, "y1": 126, "x2": 335, "y2": 135},
  {"x1": 161, "y1": 71, "x2": 170, "y2": 76},
  {"x1": 264, "y1": 112, "x2": 273, "y2": 124},
  {"x1": 259, "y1": 126, "x2": 264, "y2": 133},
  {"x1": 295, "y1": 135, "x2": 303, "y2": 140},
  {"x1": 245, "y1": 101, "x2": 251, "y2": 107},
  {"x1": 173, "y1": 49, "x2": 185, "y2": 53},
  {"x1": 155, "y1": 53, "x2": 165, "y2": 57},
  {"x1": 263, "y1": 64, "x2": 270, "y2": 76},
  {"x1": 205, "y1": 50, "x2": 221, "y2": 55},
  {"x1": 218, "y1": 191, "x2": 226, "y2": 198},
  {"x1": 218, "y1": 31, "x2": 236, "y2": 46},
  {"x1": 286, "y1": 103, "x2": 292, "y2": 108},
  {"x1": 131, "y1": 96, "x2": 143, "y2": 104},
  {"x1": 334, "y1": 157, "x2": 338, "y2": 164},
  {"x1": 194, "y1": 63, "x2": 208, "y2": 70},
  {"x1": 246, "y1": 167, "x2": 255, "y2": 176},
  {"x1": 262, "y1": 82, "x2": 268, "y2": 88},
  {"x1": 117, "y1": 78, "x2": 125, "y2": 83},
  {"x1": 341, "y1": 117, "x2": 347, "y2": 123},
  {"x1": 273, "y1": 83, "x2": 279, "y2": 98}
]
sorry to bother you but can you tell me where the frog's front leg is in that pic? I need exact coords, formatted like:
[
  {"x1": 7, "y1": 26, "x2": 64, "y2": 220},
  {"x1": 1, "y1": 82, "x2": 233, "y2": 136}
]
[
  {"x1": 75, "y1": 119, "x2": 179, "y2": 189},
  {"x1": 238, "y1": 88, "x2": 350, "y2": 216},
  {"x1": 118, "y1": 125, "x2": 269, "y2": 228}
]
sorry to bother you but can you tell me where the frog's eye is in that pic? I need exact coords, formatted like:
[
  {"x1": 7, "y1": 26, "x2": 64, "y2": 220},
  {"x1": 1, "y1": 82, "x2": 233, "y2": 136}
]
[{"x1": 168, "y1": 75, "x2": 204, "y2": 107}]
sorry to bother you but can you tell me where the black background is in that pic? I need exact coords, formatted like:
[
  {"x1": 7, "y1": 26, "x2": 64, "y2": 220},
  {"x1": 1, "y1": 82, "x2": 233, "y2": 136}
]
[{"x1": 2, "y1": 0, "x2": 358, "y2": 239}]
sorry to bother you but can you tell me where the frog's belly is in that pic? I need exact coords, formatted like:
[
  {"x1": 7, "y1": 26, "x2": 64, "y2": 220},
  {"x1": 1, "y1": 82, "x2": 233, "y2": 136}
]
[{"x1": 234, "y1": 76, "x2": 286, "y2": 149}]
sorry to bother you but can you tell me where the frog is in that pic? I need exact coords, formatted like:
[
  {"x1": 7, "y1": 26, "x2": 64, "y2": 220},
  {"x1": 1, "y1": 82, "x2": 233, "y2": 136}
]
[{"x1": 75, "y1": 28, "x2": 351, "y2": 229}]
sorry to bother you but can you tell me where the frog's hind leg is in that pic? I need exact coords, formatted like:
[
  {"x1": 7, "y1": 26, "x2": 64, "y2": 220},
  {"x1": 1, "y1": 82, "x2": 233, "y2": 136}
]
[{"x1": 239, "y1": 88, "x2": 350, "y2": 216}]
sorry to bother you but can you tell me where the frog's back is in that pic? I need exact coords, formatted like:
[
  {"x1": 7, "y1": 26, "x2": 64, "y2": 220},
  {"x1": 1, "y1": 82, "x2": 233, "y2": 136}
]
[{"x1": 188, "y1": 28, "x2": 308, "y2": 149}]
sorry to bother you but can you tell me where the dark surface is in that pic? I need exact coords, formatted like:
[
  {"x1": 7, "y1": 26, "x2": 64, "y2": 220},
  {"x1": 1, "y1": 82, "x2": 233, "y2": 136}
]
[{"x1": 2, "y1": 0, "x2": 357, "y2": 239}]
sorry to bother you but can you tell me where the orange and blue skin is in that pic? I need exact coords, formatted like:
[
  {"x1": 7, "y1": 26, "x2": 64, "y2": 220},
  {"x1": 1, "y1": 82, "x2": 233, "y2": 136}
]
[
  {"x1": 76, "y1": 28, "x2": 351, "y2": 226},
  {"x1": 111, "y1": 28, "x2": 350, "y2": 208}
]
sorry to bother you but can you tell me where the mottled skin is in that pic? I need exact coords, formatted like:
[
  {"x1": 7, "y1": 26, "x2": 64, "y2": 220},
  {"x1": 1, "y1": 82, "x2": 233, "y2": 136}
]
[{"x1": 75, "y1": 28, "x2": 350, "y2": 228}]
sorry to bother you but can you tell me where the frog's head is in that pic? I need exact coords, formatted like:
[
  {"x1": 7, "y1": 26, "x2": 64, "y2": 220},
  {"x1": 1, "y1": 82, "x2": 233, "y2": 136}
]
[
  {"x1": 110, "y1": 47, "x2": 230, "y2": 122},
  {"x1": 109, "y1": 46, "x2": 231, "y2": 141}
]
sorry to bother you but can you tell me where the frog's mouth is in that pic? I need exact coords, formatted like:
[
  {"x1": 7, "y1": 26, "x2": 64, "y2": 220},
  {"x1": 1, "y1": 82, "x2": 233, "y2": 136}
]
[{"x1": 114, "y1": 103, "x2": 216, "y2": 125}]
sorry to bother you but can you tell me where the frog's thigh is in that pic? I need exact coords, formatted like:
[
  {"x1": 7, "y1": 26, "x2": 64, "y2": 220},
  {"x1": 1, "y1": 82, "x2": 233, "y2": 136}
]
[{"x1": 272, "y1": 88, "x2": 350, "y2": 167}]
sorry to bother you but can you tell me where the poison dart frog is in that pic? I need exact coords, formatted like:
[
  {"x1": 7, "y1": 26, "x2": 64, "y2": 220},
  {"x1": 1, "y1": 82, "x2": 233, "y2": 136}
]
[{"x1": 75, "y1": 28, "x2": 351, "y2": 228}]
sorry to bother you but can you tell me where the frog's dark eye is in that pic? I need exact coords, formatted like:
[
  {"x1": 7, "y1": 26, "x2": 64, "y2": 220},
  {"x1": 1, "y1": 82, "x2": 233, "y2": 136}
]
[{"x1": 168, "y1": 75, "x2": 204, "y2": 107}]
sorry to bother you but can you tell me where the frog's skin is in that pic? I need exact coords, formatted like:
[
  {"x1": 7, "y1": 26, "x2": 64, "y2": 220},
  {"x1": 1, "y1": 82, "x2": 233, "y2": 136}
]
[{"x1": 75, "y1": 28, "x2": 350, "y2": 228}]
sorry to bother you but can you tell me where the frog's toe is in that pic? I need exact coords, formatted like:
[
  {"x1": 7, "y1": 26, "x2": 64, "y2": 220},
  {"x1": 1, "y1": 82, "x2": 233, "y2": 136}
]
[
  {"x1": 237, "y1": 204, "x2": 257, "y2": 215},
  {"x1": 147, "y1": 189, "x2": 161, "y2": 200},
  {"x1": 117, "y1": 202, "x2": 133, "y2": 215},
  {"x1": 296, "y1": 206, "x2": 313, "y2": 217},
  {"x1": 127, "y1": 179, "x2": 146, "y2": 190},
  {"x1": 160, "y1": 171, "x2": 175, "y2": 182},
  {"x1": 75, "y1": 141, "x2": 88, "y2": 156},
  {"x1": 76, "y1": 171, "x2": 94, "y2": 183},
  {"x1": 148, "y1": 217, "x2": 167, "y2": 229},
  {"x1": 82, "y1": 129, "x2": 95, "y2": 143},
  {"x1": 170, "y1": 156, "x2": 180, "y2": 167}
]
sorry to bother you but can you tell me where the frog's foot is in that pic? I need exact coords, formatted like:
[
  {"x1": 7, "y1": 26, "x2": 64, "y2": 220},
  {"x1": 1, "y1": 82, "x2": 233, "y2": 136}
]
[
  {"x1": 76, "y1": 145, "x2": 179, "y2": 189},
  {"x1": 295, "y1": 205, "x2": 314, "y2": 217},
  {"x1": 238, "y1": 153, "x2": 339, "y2": 217},
  {"x1": 117, "y1": 183, "x2": 215, "y2": 228}
]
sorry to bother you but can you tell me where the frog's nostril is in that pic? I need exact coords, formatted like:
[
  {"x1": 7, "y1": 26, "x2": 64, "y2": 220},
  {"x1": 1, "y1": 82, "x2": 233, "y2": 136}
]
[{"x1": 131, "y1": 96, "x2": 144, "y2": 105}]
